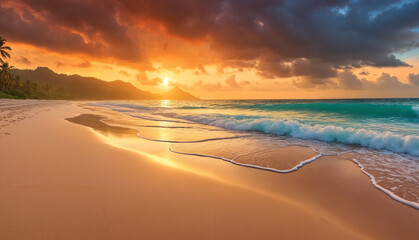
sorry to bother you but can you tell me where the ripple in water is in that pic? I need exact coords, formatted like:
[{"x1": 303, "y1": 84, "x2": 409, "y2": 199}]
[{"x1": 95, "y1": 101, "x2": 419, "y2": 209}]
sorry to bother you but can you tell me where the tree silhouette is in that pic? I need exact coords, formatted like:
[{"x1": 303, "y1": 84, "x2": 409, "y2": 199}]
[
  {"x1": 0, "y1": 36, "x2": 11, "y2": 64},
  {"x1": 0, "y1": 62, "x2": 14, "y2": 91}
]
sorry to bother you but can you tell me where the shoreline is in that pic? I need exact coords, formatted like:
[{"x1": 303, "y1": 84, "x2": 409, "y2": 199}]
[
  {"x1": 82, "y1": 106, "x2": 419, "y2": 210},
  {"x1": 350, "y1": 158, "x2": 419, "y2": 210},
  {"x1": 1, "y1": 100, "x2": 418, "y2": 239}
]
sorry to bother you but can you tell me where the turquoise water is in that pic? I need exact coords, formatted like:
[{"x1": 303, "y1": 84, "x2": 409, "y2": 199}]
[
  {"x1": 100, "y1": 99, "x2": 419, "y2": 155},
  {"x1": 96, "y1": 98, "x2": 419, "y2": 207}
]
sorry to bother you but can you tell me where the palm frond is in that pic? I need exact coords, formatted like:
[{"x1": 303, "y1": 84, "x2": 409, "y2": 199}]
[{"x1": 1, "y1": 51, "x2": 11, "y2": 59}]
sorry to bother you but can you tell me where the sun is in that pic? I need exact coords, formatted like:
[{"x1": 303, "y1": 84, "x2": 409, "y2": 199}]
[{"x1": 163, "y1": 77, "x2": 170, "y2": 86}]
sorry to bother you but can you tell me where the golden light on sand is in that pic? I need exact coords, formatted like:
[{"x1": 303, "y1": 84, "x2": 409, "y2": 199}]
[{"x1": 163, "y1": 77, "x2": 170, "y2": 86}]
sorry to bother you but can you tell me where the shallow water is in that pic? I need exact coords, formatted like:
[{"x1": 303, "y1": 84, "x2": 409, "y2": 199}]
[{"x1": 94, "y1": 99, "x2": 419, "y2": 208}]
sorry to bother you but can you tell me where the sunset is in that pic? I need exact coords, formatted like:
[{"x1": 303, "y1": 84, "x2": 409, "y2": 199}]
[{"x1": 1, "y1": 0, "x2": 419, "y2": 239}]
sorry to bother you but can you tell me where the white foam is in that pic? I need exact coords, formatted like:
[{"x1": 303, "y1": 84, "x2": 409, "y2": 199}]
[
  {"x1": 92, "y1": 103, "x2": 419, "y2": 209},
  {"x1": 175, "y1": 115, "x2": 419, "y2": 156},
  {"x1": 351, "y1": 158, "x2": 419, "y2": 210},
  {"x1": 413, "y1": 105, "x2": 419, "y2": 117},
  {"x1": 169, "y1": 145, "x2": 322, "y2": 173}
]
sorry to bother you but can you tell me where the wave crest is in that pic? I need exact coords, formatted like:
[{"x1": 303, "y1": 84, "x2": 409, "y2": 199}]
[
  {"x1": 231, "y1": 102, "x2": 419, "y2": 118},
  {"x1": 178, "y1": 114, "x2": 419, "y2": 156}
]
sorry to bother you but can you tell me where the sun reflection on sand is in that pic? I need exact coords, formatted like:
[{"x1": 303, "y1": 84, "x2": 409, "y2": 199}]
[
  {"x1": 90, "y1": 129, "x2": 367, "y2": 239},
  {"x1": 91, "y1": 131, "x2": 225, "y2": 183}
]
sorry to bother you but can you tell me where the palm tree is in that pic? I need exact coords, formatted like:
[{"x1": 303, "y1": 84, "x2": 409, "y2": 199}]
[
  {"x1": 23, "y1": 80, "x2": 32, "y2": 95},
  {"x1": 12, "y1": 75, "x2": 22, "y2": 90},
  {"x1": 0, "y1": 36, "x2": 11, "y2": 64},
  {"x1": 0, "y1": 62, "x2": 14, "y2": 91}
]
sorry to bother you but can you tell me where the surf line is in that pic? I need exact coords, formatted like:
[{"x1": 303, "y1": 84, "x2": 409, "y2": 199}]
[
  {"x1": 351, "y1": 158, "x2": 419, "y2": 211},
  {"x1": 95, "y1": 112, "x2": 323, "y2": 174},
  {"x1": 94, "y1": 108, "x2": 419, "y2": 211},
  {"x1": 169, "y1": 144, "x2": 322, "y2": 174}
]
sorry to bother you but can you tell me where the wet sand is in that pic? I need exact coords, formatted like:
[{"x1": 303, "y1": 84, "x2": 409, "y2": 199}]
[{"x1": 0, "y1": 100, "x2": 418, "y2": 240}]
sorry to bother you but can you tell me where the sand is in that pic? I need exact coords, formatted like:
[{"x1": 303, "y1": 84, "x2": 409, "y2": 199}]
[{"x1": 0, "y1": 99, "x2": 418, "y2": 240}]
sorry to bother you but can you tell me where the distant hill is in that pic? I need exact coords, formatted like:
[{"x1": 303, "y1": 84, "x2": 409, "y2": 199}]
[
  {"x1": 163, "y1": 86, "x2": 200, "y2": 100},
  {"x1": 12, "y1": 67, "x2": 199, "y2": 100}
]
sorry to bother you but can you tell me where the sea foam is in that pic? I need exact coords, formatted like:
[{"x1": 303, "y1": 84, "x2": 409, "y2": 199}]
[
  {"x1": 95, "y1": 101, "x2": 419, "y2": 156},
  {"x1": 174, "y1": 114, "x2": 419, "y2": 156},
  {"x1": 413, "y1": 105, "x2": 419, "y2": 117}
]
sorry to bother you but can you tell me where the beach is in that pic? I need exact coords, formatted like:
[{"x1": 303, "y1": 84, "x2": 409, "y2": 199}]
[{"x1": 1, "y1": 99, "x2": 419, "y2": 240}]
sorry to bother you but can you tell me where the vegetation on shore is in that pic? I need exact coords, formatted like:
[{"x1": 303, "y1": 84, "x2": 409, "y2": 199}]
[
  {"x1": 0, "y1": 35, "x2": 198, "y2": 100},
  {"x1": 0, "y1": 36, "x2": 59, "y2": 99}
]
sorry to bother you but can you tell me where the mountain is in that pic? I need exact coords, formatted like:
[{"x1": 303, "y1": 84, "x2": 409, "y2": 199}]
[
  {"x1": 162, "y1": 86, "x2": 200, "y2": 100},
  {"x1": 12, "y1": 67, "x2": 199, "y2": 100}
]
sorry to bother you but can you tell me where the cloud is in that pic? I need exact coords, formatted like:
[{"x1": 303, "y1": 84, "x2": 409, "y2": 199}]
[
  {"x1": 408, "y1": 73, "x2": 419, "y2": 86},
  {"x1": 191, "y1": 76, "x2": 251, "y2": 91},
  {"x1": 1, "y1": 0, "x2": 419, "y2": 79},
  {"x1": 119, "y1": 70, "x2": 130, "y2": 77},
  {"x1": 194, "y1": 80, "x2": 203, "y2": 87},
  {"x1": 337, "y1": 69, "x2": 362, "y2": 89},
  {"x1": 257, "y1": 55, "x2": 337, "y2": 80},
  {"x1": 0, "y1": 0, "x2": 147, "y2": 67},
  {"x1": 375, "y1": 73, "x2": 409, "y2": 89},
  {"x1": 334, "y1": 71, "x2": 411, "y2": 90},
  {"x1": 369, "y1": 54, "x2": 412, "y2": 67},
  {"x1": 135, "y1": 72, "x2": 162, "y2": 85},
  {"x1": 197, "y1": 65, "x2": 208, "y2": 75},
  {"x1": 73, "y1": 60, "x2": 92, "y2": 68},
  {"x1": 292, "y1": 77, "x2": 336, "y2": 89},
  {"x1": 55, "y1": 61, "x2": 65, "y2": 68},
  {"x1": 16, "y1": 56, "x2": 31, "y2": 65},
  {"x1": 193, "y1": 80, "x2": 222, "y2": 91},
  {"x1": 225, "y1": 75, "x2": 240, "y2": 88}
]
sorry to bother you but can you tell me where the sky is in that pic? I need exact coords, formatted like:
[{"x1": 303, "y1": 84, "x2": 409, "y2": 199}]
[{"x1": 1, "y1": 0, "x2": 419, "y2": 99}]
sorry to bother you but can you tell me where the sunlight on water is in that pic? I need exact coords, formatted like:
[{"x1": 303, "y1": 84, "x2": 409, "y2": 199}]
[{"x1": 94, "y1": 99, "x2": 419, "y2": 207}]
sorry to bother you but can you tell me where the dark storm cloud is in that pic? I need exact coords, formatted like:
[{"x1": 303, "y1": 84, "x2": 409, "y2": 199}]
[
  {"x1": 1, "y1": 0, "x2": 419, "y2": 80},
  {"x1": 121, "y1": 0, "x2": 419, "y2": 79},
  {"x1": 257, "y1": 56, "x2": 338, "y2": 79},
  {"x1": 0, "y1": 0, "x2": 145, "y2": 64},
  {"x1": 0, "y1": 5, "x2": 101, "y2": 55}
]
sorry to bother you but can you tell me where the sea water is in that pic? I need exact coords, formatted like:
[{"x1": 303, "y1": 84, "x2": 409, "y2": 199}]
[{"x1": 95, "y1": 98, "x2": 419, "y2": 208}]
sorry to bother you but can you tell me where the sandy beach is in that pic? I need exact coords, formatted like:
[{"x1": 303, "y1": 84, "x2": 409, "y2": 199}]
[{"x1": 1, "y1": 99, "x2": 418, "y2": 240}]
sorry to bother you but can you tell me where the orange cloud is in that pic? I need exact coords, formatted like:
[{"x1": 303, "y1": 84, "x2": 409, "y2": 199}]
[{"x1": 1, "y1": 0, "x2": 419, "y2": 99}]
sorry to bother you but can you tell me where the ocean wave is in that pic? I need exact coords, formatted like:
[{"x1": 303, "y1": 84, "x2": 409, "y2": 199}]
[
  {"x1": 231, "y1": 102, "x2": 419, "y2": 118},
  {"x1": 174, "y1": 114, "x2": 419, "y2": 156},
  {"x1": 98, "y1": 101, "x2": 419, "y2": 119},
  {"x1": 178, "y1": 106, "x2": 208, "y2": 109},
  {"x1": 95, "y1": 101, "x2": 419, "y2": 156},
  {"x1": 95, "y1": 102, "x2": 154, "y2": 111},
  {"x1": 413, "y1": 105, "x2": 419, "y2": 117}
]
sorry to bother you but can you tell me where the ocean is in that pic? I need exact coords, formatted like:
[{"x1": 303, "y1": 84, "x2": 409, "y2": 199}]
[{"x1": 95, "y1": 98, "x2": 419, "y2": 209}]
